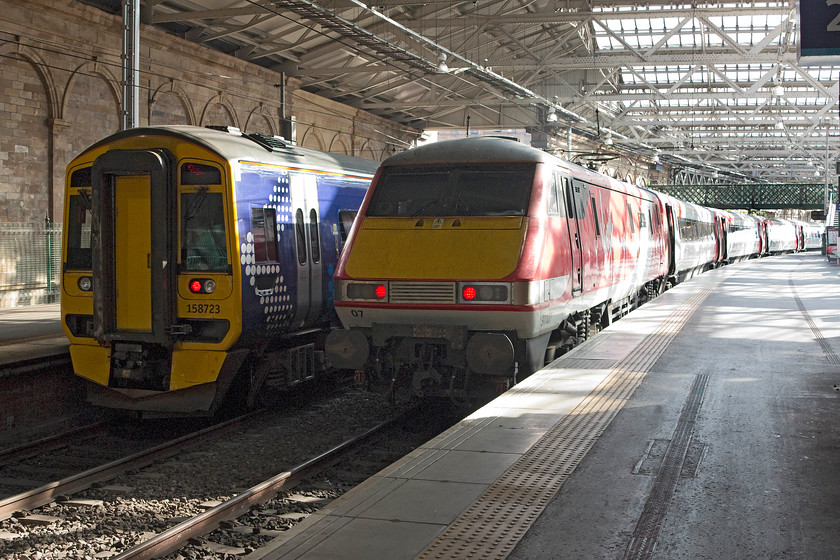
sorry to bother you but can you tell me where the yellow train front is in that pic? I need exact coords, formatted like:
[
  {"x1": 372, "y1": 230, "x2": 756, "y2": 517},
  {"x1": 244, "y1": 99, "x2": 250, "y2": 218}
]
[{"x1": 61, "y1": 125, "x2": 375, "y2": 415}]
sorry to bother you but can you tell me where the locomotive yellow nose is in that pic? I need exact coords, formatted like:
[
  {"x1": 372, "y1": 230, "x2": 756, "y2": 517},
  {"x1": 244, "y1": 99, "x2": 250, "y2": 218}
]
[{"x1": 345, "y1": 216, "x2": 527, "y2": 279}]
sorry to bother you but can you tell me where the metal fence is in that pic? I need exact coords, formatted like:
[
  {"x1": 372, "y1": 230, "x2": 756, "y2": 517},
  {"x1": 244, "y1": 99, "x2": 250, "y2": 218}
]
[{"x1": 0, "y1": 221, "x2": 61, "y2": 309}]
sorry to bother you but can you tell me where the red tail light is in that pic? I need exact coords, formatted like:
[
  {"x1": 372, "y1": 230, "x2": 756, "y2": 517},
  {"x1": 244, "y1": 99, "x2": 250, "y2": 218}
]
[{"x1": 462, "y1": 286, "x2": 477, "y2": 300}]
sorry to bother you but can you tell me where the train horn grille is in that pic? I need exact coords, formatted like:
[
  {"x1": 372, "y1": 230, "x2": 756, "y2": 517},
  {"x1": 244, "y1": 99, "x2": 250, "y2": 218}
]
[{"x1": 389, "y1": 282, "x2": 457, "y2": 304}]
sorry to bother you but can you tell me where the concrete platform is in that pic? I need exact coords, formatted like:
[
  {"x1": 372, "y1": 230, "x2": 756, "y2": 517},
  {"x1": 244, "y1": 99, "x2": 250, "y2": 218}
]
[
  {"x1": 256, "y1": 252, "x2": 840, "y2": 560},
  {"x1": 0, "y1": 303, "x2": 67, "y2": 369}
]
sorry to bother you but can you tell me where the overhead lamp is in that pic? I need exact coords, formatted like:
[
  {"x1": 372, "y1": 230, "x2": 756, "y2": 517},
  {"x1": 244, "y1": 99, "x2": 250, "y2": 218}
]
[
  {"x1": 773, "y1": 83, "x2": 784, "y2": 97},
  {"x1": 774, "y1": 120, "x2": 784, "y2": 130},
  {"x1": 604, "y1": 133, "x2": 613, "y2": 145},
  {"x1": 546, "y1": 95, "x2": 557, "y2": 122},
  {"x1": 437, "y1": 52, "x2": 449, "y2": 73},
  {"x1": 652, "y1": 152, "x2": 660, "y2": 163}
]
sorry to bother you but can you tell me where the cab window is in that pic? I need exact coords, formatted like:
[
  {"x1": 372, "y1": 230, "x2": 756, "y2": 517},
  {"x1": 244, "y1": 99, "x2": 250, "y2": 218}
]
[
  {"x1": 181, "y1": 188, "x2": 227, "y2": 271},
  {"x1": 66, "y1": 191, "x2": 92, "y2": 270}
]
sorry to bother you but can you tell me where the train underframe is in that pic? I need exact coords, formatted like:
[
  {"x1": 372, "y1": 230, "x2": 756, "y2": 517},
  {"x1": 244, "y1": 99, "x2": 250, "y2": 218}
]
[
  {"x1": 351, "y1": 276, "x2": 669, "y2": 403},
  {"x1": 83, "y1": 329, "x2": 334, "y2": 417}
]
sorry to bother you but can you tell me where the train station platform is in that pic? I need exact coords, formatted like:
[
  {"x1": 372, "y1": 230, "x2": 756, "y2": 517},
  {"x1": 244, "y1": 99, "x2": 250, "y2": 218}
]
[
  {"x1": 0, "y1": 303, "x2": 67, "y2": 371},
  {"x1": 259, "y1": 252, "x2": 840, "y2": 560}
]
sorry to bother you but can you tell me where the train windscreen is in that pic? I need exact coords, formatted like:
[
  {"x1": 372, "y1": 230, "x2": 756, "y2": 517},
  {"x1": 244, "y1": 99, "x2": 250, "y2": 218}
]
[
  {"x1": 181, "y1": 189, "x2": 228, "y2": 271},
  {"x1": 366, "y1": 164, "x2": 534, "y2": 217}
]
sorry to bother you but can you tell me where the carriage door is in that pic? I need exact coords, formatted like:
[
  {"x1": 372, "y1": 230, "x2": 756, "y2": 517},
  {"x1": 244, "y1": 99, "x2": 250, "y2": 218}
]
[
  {"x1": 716, "y1": 215, "x2": 727, "y2": 262},
  {"x1": 91, "y1": 150, "x2": 174, "y2": 343},
  {"x1": 289, "y1": 173, "x2": 323, "y2": 327},
  {"x1": 665, "y1": 204, "x2": 677, "y2": 276},
  {"x1": 562, "y1": 177, "x2": 583, "y2": 295}
]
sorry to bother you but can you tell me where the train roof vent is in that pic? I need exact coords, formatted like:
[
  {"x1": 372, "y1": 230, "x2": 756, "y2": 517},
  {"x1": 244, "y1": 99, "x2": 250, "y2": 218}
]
[{"x1": 243, "y1": 132, "x2": 299, "y2": 154}]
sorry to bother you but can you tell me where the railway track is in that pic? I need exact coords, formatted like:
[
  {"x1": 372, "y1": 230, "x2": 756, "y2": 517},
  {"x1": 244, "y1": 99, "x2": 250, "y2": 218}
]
[
  {"x1": 0, "y1": 384, "x2": 464, "y2": 559},
  {"x1": 0, "y1": 413, "x2": 257, "y2": 522},
  {"x1": 116, "y1": 405, "x2": 442, "y2": 559}
]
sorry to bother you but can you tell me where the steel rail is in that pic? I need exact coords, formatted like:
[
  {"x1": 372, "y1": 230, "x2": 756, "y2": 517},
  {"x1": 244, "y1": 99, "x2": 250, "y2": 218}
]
[
  {"x1": 0, "y1": 411, "x2": 260, "y2": 521},
  {"x1": 112, "y1": 414, "x2": 404, "y2": 560},
  {"x1": 0, "y1": 420, "x2": 109, "y2": 464}
]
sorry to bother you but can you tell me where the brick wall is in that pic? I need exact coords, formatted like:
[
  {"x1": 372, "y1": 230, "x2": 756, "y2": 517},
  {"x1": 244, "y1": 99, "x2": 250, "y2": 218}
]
[{"x1": 0, "y1": 0, "x2": 420, "y2": 225}]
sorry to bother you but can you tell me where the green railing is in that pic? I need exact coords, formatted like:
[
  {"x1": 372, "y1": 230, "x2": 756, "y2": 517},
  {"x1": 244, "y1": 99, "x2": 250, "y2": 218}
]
[
  {"x1": 650, "y1": 183, "x2": 836, "y2": 210},
  {"x1": 0, "y1": 221, "x2": 62, "y2": 308}
]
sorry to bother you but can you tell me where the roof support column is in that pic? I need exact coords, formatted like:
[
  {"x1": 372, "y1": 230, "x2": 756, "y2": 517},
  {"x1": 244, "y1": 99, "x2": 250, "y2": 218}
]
[{"x1": 121, "y1": 0, "x2": 140, "y2": 130}]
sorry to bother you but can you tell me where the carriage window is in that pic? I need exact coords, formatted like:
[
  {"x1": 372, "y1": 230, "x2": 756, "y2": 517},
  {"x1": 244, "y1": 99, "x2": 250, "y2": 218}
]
[
  {"x1": 338, "y1": 210, "x2": 357, "y2": 241},
  {"x1": 367, "y1": 164, "x2": 533, "y2": 217},
  {"x1": 548, "y1": 177, "x2": 559, "y2": 215},
  {"x1": 564, "y1": 178, "x2": 576, "y2": 218},
  {"x1": 627, "y1": 202, "x2": 636, "y2": 233},
  {"x1": 548, "y1": 174, "x2": 565, "y2": 217},
  {"x1": 294, "y1": 209, "x2": 306, "y2": 265},
  {"x1": 590, "y1": 198, "x2": 601, "y2": 236},
  {"x1": 251, "y1": 207, "x2": 278, "y2": 263},
  {"x1": 309, "y1": 209, "x2": 320, "y2": 264},
  {"x1": 181, "y1": 190, "x2": 227, "y2": 271},
  {"x1": 66, "y1": 192, "x2": 93, "y2": 270}
]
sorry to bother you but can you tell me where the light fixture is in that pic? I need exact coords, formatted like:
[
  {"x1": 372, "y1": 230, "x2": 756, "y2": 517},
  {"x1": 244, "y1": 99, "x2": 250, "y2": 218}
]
[
  {"x1": 604, "y1": 133, "x2": 613, "y2": 145},
  {"x1": 774, "y1": 120, "x2": 784, "y2": 130},
  {"x1": 547, "y1": 95, "x2": 560, "y2": 122},
  {"x1": 437, "y1": 52, "x2": 449, "y2": 73},
  {"x1": 652, "y1": 152, "x2": 660, "y2": 163},
  {"x1": 773, "y1": 83, "x2": 784, "y2": 97}
]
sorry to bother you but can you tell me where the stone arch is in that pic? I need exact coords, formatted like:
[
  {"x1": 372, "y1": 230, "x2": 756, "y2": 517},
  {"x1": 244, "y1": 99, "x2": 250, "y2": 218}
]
[
  {"x1": 0, "y1": 44, "x2": 54, "y2": 223},
  {"x1": 149, "y1": 81, "x2": 194, "y2": 125},
  {"x1": 379, "y1": 145, "x2": 398, "y2": 161},
  {"x1": 243, "y1": 105, "x2": 276, "y2": 135},
  {"x1": 299, "y1": 127, "x2": 325, "y2": 151},
  {"x1": 328, "y1": 134, "x2": 350, "y2": 155},
  {"x1": 358, "y1": 141, "x2": 378, "y2": 161},
  {"x1": 200, "y1": 93, "x2": 238, "y2": 128},
  {"x1": 0, "y1": 43, "x2": 60, "y2": 120},
  {"x1": 62, "y1": 61, "x2": 121, "y2": 127}
]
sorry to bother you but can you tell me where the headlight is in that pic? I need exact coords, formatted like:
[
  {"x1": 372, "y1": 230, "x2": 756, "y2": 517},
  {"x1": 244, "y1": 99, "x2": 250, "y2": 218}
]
[{"x1": 77, "y1": 276, "x2": 93, "y2": 291}]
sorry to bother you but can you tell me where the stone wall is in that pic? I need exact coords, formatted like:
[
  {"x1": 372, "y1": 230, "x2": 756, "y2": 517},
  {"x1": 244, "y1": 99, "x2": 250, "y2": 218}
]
[{"x1": 0, "y1": 0, "x2": 420, "y2": 224}]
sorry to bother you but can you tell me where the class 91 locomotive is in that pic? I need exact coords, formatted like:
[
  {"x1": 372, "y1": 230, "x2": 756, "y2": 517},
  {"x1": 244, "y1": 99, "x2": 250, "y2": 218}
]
[{"x1": 325, "y1": 136, "x2": 798, "y2": 399}]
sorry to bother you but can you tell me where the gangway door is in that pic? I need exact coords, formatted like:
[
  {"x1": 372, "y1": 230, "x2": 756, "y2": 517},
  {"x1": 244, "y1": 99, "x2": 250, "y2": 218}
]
[{"x1": 90, "y1": 150, "x2": 175, "y2": 344}]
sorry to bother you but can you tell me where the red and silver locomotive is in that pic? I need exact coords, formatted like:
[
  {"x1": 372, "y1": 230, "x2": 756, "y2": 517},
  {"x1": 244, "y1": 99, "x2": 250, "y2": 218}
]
[{"x1": 325, "y1": 136, "x2": 797, "y2": 398}]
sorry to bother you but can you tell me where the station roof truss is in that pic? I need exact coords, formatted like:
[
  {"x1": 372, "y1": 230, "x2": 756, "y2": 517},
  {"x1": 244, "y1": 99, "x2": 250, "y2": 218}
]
[{"x1": 88, "y1": 0, "x2": 837, "y2": 184}]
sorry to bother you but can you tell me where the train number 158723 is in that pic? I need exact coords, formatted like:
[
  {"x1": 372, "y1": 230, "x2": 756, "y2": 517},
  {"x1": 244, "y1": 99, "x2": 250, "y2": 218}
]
[{"x1": 187, "y1": 303, "x2": 221, "y2": 314}]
